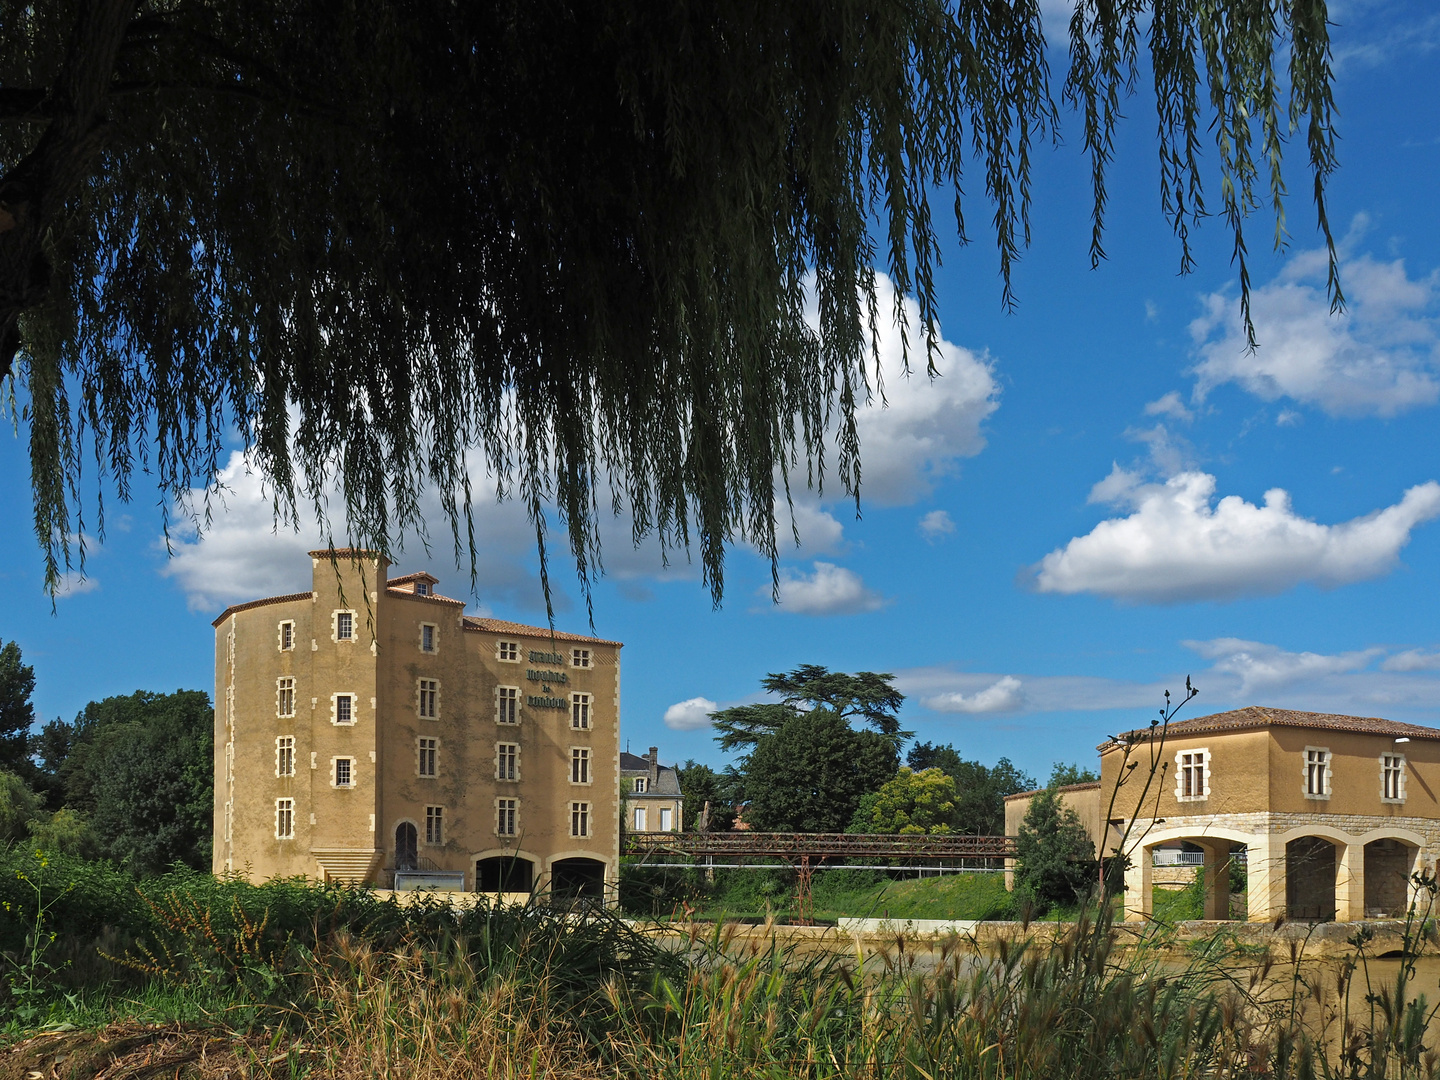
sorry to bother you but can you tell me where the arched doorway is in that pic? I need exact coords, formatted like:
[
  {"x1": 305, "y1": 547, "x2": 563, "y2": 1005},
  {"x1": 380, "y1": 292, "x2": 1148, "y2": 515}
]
[
  {"x1": 551, "y1": 857, "x2": 606, "y2": 901},
  {"x1": 477, "y1": 855, "x2": 534, "y2": 894},
  {"x1": 1364, "y1": 839, "x2": 1412, "y2": 918},
  {"x1": 395, "y1": 822, "x2": 418, "y2": 872},
  {"x1": 1286, "y1": 836, "x2": 1337, "y2": 921}
]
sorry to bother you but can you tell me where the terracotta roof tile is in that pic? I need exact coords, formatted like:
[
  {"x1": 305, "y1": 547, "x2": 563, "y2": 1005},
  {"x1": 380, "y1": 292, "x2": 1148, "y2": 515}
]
[
  {"x1": 387, "y1": 572, "x2": 439, "y2": 586},
  {"x1": 384, "y1": 587, "x2": 464, "y2": 606},
  {"x1": 211, "y1": 592, "x2": 313, "y2": 627},
  {"x1": 1100, "y1": 706, "x2": 1440, "y2": 751},
  {"x1": 462, "y1": 616, "x2": 621, "y2": 647},
  {"x1": 307, "y1": 548, "x2": 385, "y2": 560}
]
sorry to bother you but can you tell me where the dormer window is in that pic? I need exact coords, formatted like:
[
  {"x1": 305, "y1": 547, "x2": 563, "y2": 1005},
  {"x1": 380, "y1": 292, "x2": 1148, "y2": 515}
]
[
  {"x1": 415, "y1": 581, "x2": 429, "y2": 596},
  {"x1": 633, "y1": 777, "x2": 647, "y2": 794}
]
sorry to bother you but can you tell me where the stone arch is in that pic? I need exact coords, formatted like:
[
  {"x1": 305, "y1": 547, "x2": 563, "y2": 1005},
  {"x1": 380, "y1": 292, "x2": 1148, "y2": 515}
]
[
  {"x1": 1286, "y1": 835, "x2": 1338, "y2": 921},
  {"x1": 473, "y1": 848, "x2": 539, "y2": 896},
  {"x1": 393, "y1": 819, "x2": 419, "y2": 872},
  {"x1": 1122, "y1": 825, "x2": 1262, "y2": 922}
]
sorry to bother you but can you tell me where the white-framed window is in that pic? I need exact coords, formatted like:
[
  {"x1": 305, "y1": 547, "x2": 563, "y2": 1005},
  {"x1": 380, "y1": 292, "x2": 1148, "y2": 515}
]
[
  {"x1": 633, "y1": 806, "x2": 647, "y2": 831},
  {"x1": 333, "y1": 757, "x2": 354, "y2": 787},
  {"x1": 571, "y1": 802, "x2": 590, "y2": 838},
  {"x1": 571, "y1": 692, "x2": 591, "y2": 730},
  {"x1": 496, "y1": 798, "x2": 517, "y2": 836},
  {"x1": 632, "y1": 777, "x2": 647, "y2": 793},
  {"x1": 418, "y1": 737, "x2": 438, "y2": 778},
  {"x1": 496, "y1": 686, "x2": 519, "y2": 725},
  {"x1": 418, "y1": 678, "x2": 439, "y2": 719},
  {"x1": 415, "y1": 580, "x2": 430, "y2": 597},
  {"x1": 332, "y1": 693, "x2": 355, "y2": 726},
  {"x1": 497, "y1": 640, "x2": 519, "y2": 662},
  {"x1": 277, "y1": 677, "x2": 296, "y2": 718},
  {"x1": 572, "y1": 648, "x2": 591, "y2": 668},
  {"x1": 1382, "y1": 753, "x2": 1407, "y2": 802},
  {"x1": 279, "y1": 620, "x2": 296, "y2": 651},
  {"x1": 420, "y1": 623, "x2": 436, "y2": 653},
  {"x1": 425, "y1": 805, "x2": 443, "y2": 844},
  {"x1": 334, "y1": 610, "x2": 356, "y2": 641},
  {"x1": 496, "y1": 742, "x2": 518, "y2": 781},
  {"x1": 276, "y1": 736, "x2": 295, "y2": 777},
  {"x1": 1304, "y1": 746, "x2": 1332, "y2": 798},
  {"x1": 275, "y1": 798, "x2": 295, "y2": 839},
  {"x1": 571, "y1": 747, "x2": 591, "y2": 784},
  {"x1": 1175, "y1": 748, "x2": 1209, "y2": 801},
  {"x1": 660, "y1": 807, "x2": 673, "y2": 831}
]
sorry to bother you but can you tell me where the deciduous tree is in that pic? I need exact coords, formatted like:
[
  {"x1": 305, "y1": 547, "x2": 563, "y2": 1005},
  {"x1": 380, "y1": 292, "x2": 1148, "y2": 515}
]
[
  {"x1": 906, "y1": 741, "x2": 1035, "y2": 835},
  {"x1": 849, "y1": 767, "x2": 960, "y2": 835},
  {"x1": 0, "y1": 640, "x2": 35, "y2": 775},
  {"x1": 1013, "y1": 787, "x2": 1097, "y2": 912},
  {"x1": 0, "y1": 0, "x2": 1341, "y2": 607}
]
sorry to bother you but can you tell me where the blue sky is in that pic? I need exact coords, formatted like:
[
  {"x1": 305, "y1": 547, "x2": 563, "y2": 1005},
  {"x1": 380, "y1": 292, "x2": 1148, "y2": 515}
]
[{"x1": 3, "y1": 0, "x2": 1440, "y2": 785}]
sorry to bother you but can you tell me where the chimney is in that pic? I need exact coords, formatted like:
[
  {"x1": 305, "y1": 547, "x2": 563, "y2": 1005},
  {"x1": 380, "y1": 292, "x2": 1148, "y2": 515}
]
[{"x1": 648, "y1": 746, "x2": 659, "y2": 785}]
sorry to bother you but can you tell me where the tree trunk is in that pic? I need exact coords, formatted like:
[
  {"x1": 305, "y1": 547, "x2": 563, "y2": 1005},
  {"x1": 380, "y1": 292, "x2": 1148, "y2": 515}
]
[{"x1": 0, "y1": 0, "x2": 140, "y2": 381}]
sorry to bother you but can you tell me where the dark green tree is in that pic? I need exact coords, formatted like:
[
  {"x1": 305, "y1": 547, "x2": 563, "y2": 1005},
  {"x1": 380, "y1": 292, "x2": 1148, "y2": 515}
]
[
  {"x1": 0, "y1": 640, "x2": 35, "y2": 775},
  {"x1": 906, "y1": 741, "x2": 1035, "y2": 836},
  {"x1": 1, "y1": 0, "x2": 1340, "y2": 607},
  {"x1": 675, "y1": 761, "x2": 737, "y2": 833},
  {"x1": 715, "y1": 666, "x2": 910, "y2": 752},
  {"x1": 1048, "y1": 762, "x2": 1100, "y2": 788},
  {"x1": 31, "y1": 689, "x2": 213, "y2": 872},
  {"x1": 1013, "y1": 787, "x2": 1098, "y2": 913},
  {"x1": 733, "y1": 709, "x2": 897, "y2": 833}
]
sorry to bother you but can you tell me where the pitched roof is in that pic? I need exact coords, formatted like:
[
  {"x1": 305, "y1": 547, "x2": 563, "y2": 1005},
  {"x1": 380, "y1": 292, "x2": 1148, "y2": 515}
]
[
  {"x1": 619, "y1": 752, "x2": 650, "y2": 771},
  {"x1": 461, "y1": 616, "x2": 621, "y2": 647},
  {"x1": 211, "y1": 592, "x2": 313, "y2": 627},
  {"x1": 387, "y1": 571, "x2": 439, "y2": 586},
  {"x1": 1004, "y1": 780, "x2": 1102, "y2": 802},
  {"x1": 1100, "y1": 706, "x2": 1440, "y2": 751},
  {"x1": 385, "y1": 587, "x2": 464, "y2": 606}
]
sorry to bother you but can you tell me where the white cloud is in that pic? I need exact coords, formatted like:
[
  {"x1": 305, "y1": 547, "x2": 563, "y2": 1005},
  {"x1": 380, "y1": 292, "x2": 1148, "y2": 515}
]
[
  {"x1": 663, "y1": 697, "x2": 720, "y2": 731},
  {"x1": 1144, "y1": 391, "x2": 1193, "y2": 422},
  {"x1": 839, "y1": 274, "x2": 1000, "y2": 506},
  {"x1": 161, "y1": 450, "x2": 556, "y2": 614},
  {"x1": 1033, "y1": 472, "x2": 1440, "y2": 603},
  {"x1": 1190, "y1": 235, "x2": 1440, "y2": 418},
  {"x1": 918, "y1": 509, "x2": 956, "y2": 542},
  {"x1": 1383, "y1": 649, "x2": 1440, "y2": 673},
  {"x1": 52, "y1": 570, "x2": 99, "y2": 599},
  {"x1": 1088, "y1": 463, "x2": 1145, "y2": 507},
  {"x1": 1183, "y1": 638, "x2": 1383, "y2": 696},
  {"x1": 923, "y1": 676, "x2": 1025, "y2": 715},
  {"x1": 764, "y1": 561, "x2": 885, "y2": 616}
]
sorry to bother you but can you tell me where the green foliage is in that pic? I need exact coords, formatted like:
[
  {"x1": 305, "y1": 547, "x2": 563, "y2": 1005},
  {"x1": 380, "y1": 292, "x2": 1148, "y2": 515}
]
[
  {"x1": 0, "y1": 770, "x2": 41, "y2": 844},
  {"x1": 26, "y1": 808, "x2": 99, "y2": 859},
  {"x1": 0, "y1": 642, "x2": 34, "y2": 776},
  {"x1": 1049, "y1": 762, "x2": 1100, "y2": 788},
  {"x1": 1014, "y1": 788, "x2": 1098, "y2": 913},
  {"x1": 2, "y1": 1, "x2": 1342, "y2": 610},
  {"x1": 849, "y1": 767, "x2": 959, "y2": 835},
  {"x1": 675, "y1": 761, "x2": 736, "y2": 832},
  {"x1": 905, "y1": 742, "x2": 1035, "y2": 835},
  {"x1": 759, "y1": 665, "x2": 908, "y2": 739},
  {"x1": 29, "y1": 690, "x2": 213, "y2": 872},
  {"x1": 733, "y1": 708, "x2": 898, "y2": 833}
]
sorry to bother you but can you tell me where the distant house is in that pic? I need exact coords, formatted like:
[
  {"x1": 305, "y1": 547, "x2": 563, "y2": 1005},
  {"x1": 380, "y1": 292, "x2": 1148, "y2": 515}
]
[
  {"x1": 1005, "y1": 707, "x2": 1440, "y2": 923},
  {"x1": 622, "y1": 747, "x2": 683, "y2": 832}
]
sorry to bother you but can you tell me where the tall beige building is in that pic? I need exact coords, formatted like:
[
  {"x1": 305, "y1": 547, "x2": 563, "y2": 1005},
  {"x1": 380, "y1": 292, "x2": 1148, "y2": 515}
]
[{"x1": 212, "y1": 550, "x2": 621, "y2": 900}]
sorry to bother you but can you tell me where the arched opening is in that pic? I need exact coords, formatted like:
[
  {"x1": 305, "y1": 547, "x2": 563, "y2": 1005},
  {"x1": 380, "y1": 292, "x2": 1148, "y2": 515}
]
[
  {"x1": 477, "y1": 855, "x2": 534, "y2": 894},
  {"x1": 395, "y1": 822, "x2": 418, "y2": 872},
  {"x1": 1286, "y1": 836, "x2": 1337, "y2": 921},
  {"x1": 1364, "y1": 838, "x2": 1412, "y2": 918},
  {"x1": 551, "y1": 857, "x2": 606, "y2": 902}
]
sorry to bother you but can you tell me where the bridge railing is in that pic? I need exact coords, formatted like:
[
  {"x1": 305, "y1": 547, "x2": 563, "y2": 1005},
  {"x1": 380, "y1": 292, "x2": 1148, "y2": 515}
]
[{"x1": 624, "y1": 831, "x2": 1015, "y2": 859}]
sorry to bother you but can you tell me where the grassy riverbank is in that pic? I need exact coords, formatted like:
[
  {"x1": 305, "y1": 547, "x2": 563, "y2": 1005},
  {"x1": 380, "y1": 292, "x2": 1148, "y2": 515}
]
[{"x1": 5, "y1": 847, "x2": 1440, "y2": 1078}]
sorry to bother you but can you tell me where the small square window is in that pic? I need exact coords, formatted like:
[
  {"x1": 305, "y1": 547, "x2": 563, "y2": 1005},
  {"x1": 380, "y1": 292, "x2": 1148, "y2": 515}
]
[
  {"x1": 334, "y1": 694, "x2": 355, "y2": 725},
  {"x1": 276, "y1": 798, "x2": 294, "y2": 839},
  {"x1": 419, "y1": 737, "x2": 438, "y2": 778},
  {"x1": 571, "y1": 747, "x2": 591, "y2": 784},
  {"x1": 572, "y1": 648, "x2": 591, "y2": 668},
  {"x1": 571, "y1": 801, "x2": 590, "y2": 838},
  {"x1": 334, "y1": 757, "x2": 353, "y2": 787},
  {"x1": 420, "y1": 623, "x2": 436, "y2": 652},
  {"x1": 277, "y1": 736, "x2": 295, "y2": 777},
  {"x1": 418, "y1": 678, "x2": 439, "y2": 719},
  {"x1": 335, "y1": 611, "x2": 355, "y2": 641},
  {"x1": 497, "y1": 641, "x2": 519, "y2": 662},
  {"x1": 497, "y1": 742, "x2": 518, "y2": 781},
  {"x1": 496, "y1": 686, "x2": 519, "y2": 724},
  {"x1": 497, "y1": 798, "x2": 517, "y2": 836},
  {"x1": 571, "y1": 693, "x2": 591, "y2": 730},
  {"x1": 277, "y1": 677, "x2": 296, "y2": 718},
  {"x1": 280, "y1": 621, "x2": 295, "y2": 651},
  {"x1": 425, "y1": 805, "x2": 444, "y2": 844},
  {"x1": 415, "y1": 581, "x2": 430, "y2": 597}
]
